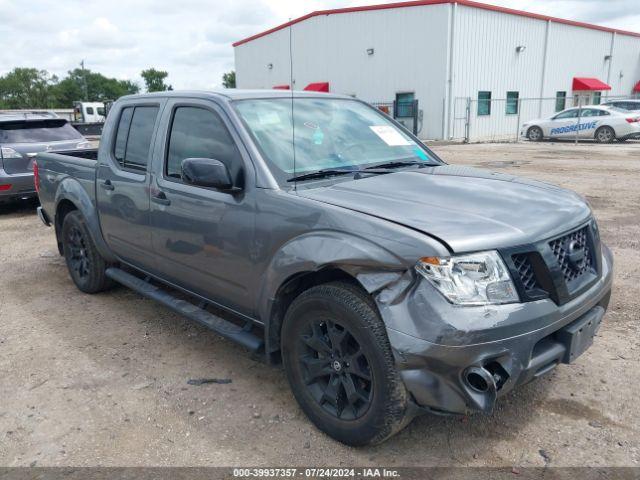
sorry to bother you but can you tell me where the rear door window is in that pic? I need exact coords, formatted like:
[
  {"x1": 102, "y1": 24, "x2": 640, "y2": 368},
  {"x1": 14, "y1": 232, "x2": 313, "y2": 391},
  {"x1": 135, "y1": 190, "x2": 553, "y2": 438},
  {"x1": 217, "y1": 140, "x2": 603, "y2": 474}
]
[
  {"x1": 0, "y1": 120, "x2": 83, "y2": 143},
  {"x1": 112, "y1": 106, "x2": 159, "y2": 172},
  {"x1": 114, "y1": 107, "x2": 133, "y2": 162},
  {"x1": 580, "y1": 109, "x2": 609, "y2": 117}
]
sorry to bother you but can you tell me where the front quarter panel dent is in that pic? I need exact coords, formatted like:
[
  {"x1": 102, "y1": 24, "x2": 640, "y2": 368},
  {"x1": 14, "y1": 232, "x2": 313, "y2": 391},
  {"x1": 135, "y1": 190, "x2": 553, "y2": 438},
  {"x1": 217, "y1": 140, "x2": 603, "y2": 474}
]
[{"x1": 259, "y1": 230, "x2": 410, "y2": 317}]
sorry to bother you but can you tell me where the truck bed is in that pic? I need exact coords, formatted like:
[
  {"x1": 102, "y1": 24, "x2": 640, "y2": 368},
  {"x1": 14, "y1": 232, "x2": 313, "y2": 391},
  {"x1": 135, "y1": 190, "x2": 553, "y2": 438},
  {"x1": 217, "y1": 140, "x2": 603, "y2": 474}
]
[
  {"x1": 36, "y1": 149, "x2": 99, "y2": 220},
  {"x1": 47, "y1": 148, "x2": 99, "y2": 161}
]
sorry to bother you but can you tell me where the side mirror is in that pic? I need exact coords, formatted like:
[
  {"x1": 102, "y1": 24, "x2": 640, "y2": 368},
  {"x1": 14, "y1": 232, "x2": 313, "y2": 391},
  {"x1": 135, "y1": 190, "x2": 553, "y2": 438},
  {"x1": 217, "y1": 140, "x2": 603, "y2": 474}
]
[{"x1": 181, "y1": 158, "x2": 234, "y2": 190}]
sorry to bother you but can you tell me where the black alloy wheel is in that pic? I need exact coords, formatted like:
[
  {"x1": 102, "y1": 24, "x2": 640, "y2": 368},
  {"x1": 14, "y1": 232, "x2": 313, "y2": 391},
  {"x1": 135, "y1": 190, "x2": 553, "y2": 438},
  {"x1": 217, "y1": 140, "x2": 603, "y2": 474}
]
[
  {"x1": 281, "y1": 282, "x2": 411, "y2": 446},
  {"x1": 66, "y1": 224, "x2": 91, "y2": 280},
  {"x1": 298, "y1": 318, "x2": 373, "y2": 420},
  {"x1": 61, "y1": 210, "x2": 114, "y2": 293}
]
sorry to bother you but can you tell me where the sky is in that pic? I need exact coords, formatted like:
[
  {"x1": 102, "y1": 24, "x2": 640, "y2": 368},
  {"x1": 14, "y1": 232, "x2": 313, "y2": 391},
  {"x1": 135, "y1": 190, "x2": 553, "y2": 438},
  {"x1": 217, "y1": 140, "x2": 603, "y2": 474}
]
[{"x1": 1, "y1": 0, "x2": 638, "y2": 92}]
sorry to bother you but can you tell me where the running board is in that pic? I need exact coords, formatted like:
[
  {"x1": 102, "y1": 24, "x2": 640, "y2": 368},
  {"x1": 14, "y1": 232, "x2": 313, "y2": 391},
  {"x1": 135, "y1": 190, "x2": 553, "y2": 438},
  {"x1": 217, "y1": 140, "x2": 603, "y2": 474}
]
[{"x1": 105, "y1": 268, "x2": 263, "y2": 352}]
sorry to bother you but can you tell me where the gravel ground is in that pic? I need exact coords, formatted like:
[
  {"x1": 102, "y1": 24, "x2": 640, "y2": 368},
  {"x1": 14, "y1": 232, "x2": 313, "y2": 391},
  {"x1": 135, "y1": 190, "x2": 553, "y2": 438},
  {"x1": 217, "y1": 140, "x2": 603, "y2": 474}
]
[{"x1": 0, "y1": 141, "x2": 638, "y2": 467}]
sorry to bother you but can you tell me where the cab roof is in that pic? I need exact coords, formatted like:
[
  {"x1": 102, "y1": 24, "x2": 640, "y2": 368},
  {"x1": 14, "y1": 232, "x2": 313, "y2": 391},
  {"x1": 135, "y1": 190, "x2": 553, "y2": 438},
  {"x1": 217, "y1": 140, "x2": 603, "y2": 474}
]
[{"x1": 119, "y1": 89, "x2": 352, "y2": 102}]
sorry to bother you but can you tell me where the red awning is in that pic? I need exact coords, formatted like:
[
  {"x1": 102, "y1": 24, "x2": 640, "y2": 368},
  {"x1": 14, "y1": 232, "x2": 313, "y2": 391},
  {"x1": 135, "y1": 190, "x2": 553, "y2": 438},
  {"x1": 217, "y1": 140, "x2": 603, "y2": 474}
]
[
  {"x1": 303, "y1": 82, "x2": 329, "y2": 92},
  {"x1": 572, "y1": 77, "x2": 611, "y2": 91},
  {"x1": 633, "y1": 81, "x2": 640, "y2": 93},
  {"x1": 273, "y1": 84, "x2": 290, "y2": 90}
]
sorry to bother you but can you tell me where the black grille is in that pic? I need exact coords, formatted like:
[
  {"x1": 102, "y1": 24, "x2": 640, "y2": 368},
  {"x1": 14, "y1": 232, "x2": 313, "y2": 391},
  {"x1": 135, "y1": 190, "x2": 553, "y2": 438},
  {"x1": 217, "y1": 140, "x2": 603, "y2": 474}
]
[
  {"x1": 512, "y1": 253, "x2": 541, "y2": 293},
  {"x1": 549, "y1": 226, "x2": 594, "y2": 283}
]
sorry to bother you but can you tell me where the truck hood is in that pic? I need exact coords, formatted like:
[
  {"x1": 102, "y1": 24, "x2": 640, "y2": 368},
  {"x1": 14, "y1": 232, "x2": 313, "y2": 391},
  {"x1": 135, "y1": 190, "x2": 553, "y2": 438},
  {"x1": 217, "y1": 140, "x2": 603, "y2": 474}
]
[{"x1": 297, "y1": 165, "x2": 591, "y2": 252}]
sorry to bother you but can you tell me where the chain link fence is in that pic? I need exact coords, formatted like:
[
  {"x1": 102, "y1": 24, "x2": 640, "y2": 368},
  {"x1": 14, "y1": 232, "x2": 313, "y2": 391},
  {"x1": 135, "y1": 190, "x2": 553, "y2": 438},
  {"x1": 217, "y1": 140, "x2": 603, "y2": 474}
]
[{"x1": 450, "y1": 94, "x2": 639, "y2": 143}]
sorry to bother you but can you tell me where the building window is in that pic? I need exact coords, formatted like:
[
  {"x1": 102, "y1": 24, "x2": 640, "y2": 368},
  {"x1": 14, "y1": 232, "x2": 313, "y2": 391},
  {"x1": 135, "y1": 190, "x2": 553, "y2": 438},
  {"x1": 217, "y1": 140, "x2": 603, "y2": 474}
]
[
  {"x1": 506, "y1": 91, "x2": 519, "y2": 115},
  {"x1": 478, "y1": 91, "x2": 491, "y2": 116},
  {"x1": 592, "y1": 92, "x2": 602, "y2": 105},
  {"x1": 395, "y1": 92, "x2": 414, "y2": 118},
  {"x1": 555, "y1": 91, "x2": 567, "y2": 112}
]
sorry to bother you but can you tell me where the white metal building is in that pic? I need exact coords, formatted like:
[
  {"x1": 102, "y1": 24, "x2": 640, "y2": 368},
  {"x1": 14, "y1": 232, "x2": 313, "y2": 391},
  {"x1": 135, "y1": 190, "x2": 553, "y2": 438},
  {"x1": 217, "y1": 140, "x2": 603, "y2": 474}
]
[{"x1": 233, "y1": 0, "x2": 640, "y2": 141}]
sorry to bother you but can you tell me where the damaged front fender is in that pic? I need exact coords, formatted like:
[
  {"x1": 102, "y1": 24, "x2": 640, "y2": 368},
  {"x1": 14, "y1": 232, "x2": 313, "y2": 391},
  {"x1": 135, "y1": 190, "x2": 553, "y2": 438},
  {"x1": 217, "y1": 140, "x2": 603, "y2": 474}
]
[{"x1": 257, "y1": 230, "x2": 410, "y2": 320}]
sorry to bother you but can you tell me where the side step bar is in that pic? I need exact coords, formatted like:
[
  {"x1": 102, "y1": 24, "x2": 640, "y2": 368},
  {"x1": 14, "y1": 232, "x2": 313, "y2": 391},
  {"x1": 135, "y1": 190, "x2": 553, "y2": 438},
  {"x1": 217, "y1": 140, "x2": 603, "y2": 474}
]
[{"x1": 105, "y1": 268, "x2": 264, "y2": 352}]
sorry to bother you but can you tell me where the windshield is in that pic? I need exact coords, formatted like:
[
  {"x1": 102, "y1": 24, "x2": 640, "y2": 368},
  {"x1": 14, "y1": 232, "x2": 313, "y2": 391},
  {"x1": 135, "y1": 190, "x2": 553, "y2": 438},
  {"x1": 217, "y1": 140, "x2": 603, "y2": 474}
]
[
  {"x1": 0, "y1": 120, "x2": 83, "y2": 143},
  {"x1": 234, "y1": 98, "x2": 440, "y2": 183}
]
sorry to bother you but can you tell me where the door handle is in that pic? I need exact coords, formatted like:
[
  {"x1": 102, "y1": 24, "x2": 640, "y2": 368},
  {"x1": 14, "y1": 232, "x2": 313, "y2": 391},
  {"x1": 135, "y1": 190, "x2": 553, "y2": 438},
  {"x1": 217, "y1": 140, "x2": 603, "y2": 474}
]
[
  {"x1": 100, "y1": 179, "x2": 115, "y2": 191},
  {"x1": 151, "y1": 190, "x2": 171, "y2": 206}
]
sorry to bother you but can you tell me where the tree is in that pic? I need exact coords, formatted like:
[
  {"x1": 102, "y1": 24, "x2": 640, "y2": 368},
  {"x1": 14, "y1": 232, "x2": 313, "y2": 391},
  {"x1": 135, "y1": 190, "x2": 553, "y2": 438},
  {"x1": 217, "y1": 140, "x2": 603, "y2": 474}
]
[
  {"x1": 141, "y1": 68, "x2": 172, "y2": 92},
  {"x1": 0, "y1": 67, "x2": 140, "y2": 109},
  {"x1": 222, "y1": 70, "x2": 236, "y2": 89},
  {"x1": 0, "y1": 68, "x2": 57, "y2": 109},
  {"x1": 50, "y1": 68, "x2": 139, "y2": 106}
]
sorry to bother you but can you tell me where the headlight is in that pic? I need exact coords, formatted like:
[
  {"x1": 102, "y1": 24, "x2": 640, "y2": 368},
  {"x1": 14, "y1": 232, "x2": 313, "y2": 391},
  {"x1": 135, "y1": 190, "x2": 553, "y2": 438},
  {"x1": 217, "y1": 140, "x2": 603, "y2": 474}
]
[{"x1": 416, "y1": 251, "x2": 519, "y2": 305}]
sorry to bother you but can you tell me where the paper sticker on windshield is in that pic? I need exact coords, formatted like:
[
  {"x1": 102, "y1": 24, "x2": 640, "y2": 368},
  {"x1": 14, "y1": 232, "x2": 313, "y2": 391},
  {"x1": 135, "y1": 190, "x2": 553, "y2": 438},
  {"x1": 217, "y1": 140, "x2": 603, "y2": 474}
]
[
  {"x1": 258, "y1": 112, "x2": 281, "y2": 125},
  {"x1": 369, "y1": 126, "x2": 411, "y2": 146}
]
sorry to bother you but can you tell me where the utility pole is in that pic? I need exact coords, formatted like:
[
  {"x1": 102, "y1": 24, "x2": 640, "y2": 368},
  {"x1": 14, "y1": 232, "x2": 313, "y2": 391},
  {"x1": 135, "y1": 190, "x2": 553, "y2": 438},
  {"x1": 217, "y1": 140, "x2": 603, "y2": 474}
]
[{"x1": 80, "y1": 60, "x2": 88, "y2": 101}]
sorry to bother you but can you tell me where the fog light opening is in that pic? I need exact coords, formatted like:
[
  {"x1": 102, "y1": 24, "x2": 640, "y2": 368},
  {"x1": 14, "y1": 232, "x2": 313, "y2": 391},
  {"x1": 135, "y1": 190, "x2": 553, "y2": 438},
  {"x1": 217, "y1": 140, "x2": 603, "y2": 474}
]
[{"x1": 484, "y1": 361, "x2": 510, "y2": 390}]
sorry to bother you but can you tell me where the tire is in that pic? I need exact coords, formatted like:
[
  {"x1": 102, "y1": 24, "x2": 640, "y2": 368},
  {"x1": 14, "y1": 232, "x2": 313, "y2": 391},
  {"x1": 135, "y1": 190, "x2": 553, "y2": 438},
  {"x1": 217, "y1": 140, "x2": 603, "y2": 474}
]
[
  {"x1": 595, "y1": 126, "x2": 615, "y2": 143},
  {"x1": 526, "y1": 126, "x2": 543, "y2": 141},
  {"x1": 61, "y1": 210, "x2": 114, "y2": 293},
  {"x1": 281, "y1": 281, "x2": 410, "y2": 446}
]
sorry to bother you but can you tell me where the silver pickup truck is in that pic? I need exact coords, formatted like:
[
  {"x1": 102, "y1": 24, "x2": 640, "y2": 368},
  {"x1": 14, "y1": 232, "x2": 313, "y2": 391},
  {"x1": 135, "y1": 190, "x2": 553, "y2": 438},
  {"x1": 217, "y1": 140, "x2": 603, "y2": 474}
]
[{"x1": 35, "y1": 90, "x2": 613, "y2": 446}]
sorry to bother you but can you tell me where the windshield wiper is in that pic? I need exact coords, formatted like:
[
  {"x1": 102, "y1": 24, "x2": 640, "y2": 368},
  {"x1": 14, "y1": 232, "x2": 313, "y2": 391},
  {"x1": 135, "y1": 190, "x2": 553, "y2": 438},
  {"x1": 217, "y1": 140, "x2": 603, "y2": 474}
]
[
  {"x1": 365, "y1": 160, "x2": 433, "y2": 170},
  {"x1": 287, "y1": 168, "x2": 389, "y2": 182}
]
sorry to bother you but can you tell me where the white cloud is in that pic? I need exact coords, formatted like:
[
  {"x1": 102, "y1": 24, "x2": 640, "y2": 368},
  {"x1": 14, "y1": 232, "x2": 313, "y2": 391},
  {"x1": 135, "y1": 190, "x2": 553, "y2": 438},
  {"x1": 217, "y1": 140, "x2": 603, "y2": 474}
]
[{"x1": 0, "y1": 0, "x2": 638, "y2": 93}]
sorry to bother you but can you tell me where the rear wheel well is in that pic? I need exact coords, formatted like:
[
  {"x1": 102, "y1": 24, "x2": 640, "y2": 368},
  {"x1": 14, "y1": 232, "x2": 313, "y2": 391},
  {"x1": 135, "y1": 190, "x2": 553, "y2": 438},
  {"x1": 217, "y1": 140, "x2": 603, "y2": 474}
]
[
  {"x1": 55, "y1": 200, "x2": 79, "y2": 255},
  {"x1": 266, "y1": 268, "x2": 363, "y2": 363},
  {"x1": 595, "y1": 125, "x2": 616, "y2": 142}
]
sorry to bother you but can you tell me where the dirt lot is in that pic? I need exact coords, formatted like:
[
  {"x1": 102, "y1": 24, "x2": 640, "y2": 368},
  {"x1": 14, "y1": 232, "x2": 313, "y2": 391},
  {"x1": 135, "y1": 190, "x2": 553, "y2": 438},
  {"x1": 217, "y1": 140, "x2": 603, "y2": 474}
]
[{"x1": 0, "y1": 141, "x2": 638, "y2": 468}]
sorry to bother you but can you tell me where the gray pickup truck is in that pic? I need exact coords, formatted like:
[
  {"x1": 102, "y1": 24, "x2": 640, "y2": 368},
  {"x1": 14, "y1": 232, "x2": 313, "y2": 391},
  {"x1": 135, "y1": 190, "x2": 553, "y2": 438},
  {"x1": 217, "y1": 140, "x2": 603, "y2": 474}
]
[{"x1": 35, "y1": 90, "x2": 613, "y2": 446}]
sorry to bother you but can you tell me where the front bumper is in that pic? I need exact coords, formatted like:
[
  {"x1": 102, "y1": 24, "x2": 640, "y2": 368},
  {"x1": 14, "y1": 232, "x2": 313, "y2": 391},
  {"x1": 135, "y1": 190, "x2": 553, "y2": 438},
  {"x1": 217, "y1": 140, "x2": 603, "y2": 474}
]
[
  {"x1": 0, "y1": 169, "x2": 36, "y2": 203},
  {"x1": 381, "y1": 244, "x2": 613, "y2": 415}
]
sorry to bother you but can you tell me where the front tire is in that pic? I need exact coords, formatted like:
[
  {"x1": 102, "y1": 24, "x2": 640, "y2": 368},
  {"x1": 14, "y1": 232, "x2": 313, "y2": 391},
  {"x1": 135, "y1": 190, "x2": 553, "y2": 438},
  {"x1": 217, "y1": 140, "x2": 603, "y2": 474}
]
[
  {"x1": 527, "y1": 126, "x2": 543, "y2": 141},
  {"x1": 281, "y1": 282, "x2": 411, "y2": 446},
  {"x1": 595, "y1": 126, "x2": 615, "y2": 143},
  {"x1": 61, "y1": 210, "x2": 114, "y2": 293}
]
